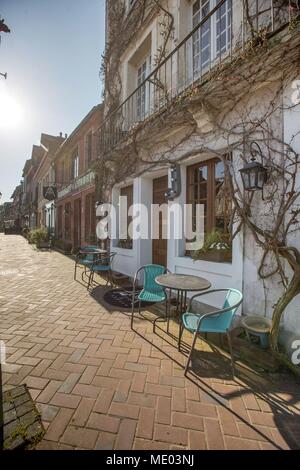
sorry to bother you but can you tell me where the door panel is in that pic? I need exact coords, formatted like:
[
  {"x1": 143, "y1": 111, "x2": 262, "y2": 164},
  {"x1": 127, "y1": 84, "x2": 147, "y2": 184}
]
[{"x1": 152, "y1": 176, "x2": 168, "y2": 267}]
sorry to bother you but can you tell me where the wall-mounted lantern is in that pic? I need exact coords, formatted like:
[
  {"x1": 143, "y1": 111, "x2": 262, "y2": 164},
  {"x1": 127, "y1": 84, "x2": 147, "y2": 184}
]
[
  {"x1": 239, "y1": 142, "x2": 268, "y2": 192},
  {"x1": 165, "y1": 163, "x2": 181, "y2": 201}
]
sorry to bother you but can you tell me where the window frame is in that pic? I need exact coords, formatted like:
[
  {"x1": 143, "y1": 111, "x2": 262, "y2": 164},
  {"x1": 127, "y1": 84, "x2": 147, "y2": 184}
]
[
  {"x1": 85, "y1": 193, "x2": 96, "y2": 243},
  {"x1": 71, "y1": 150, "x2": 79, "y2": 180},
  {"x1": 85, "y1": 131, "x2": 93, "y2": 170},
  {"x1": 118, "y1": 184, "x2": 133, "y2": 249},
  {"x1": 186, "y1": 156, "x2": 232, "y2": 259},
  {"x1": 191, "y1": 0, "x2": 232, "y2": 78},
  {"x1": 136, "y1": 55, "x2": 151, "y2": 121}
]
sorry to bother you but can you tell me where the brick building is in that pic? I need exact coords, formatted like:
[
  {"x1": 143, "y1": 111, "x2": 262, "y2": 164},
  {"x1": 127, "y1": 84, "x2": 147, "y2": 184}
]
[
  {"x1": 10, "y1": 184, "x2": 23, "y2": 232},
  {"x1": 33, "y1": 133, "x2": 66, "y2": 235},
  {"x1": 54, "y1": 104, "x2": 103, "y2": 251},
  {"x1": 22, "y1": 145, "x2": 44, "y2": 229},
  {"x1": 22, "y1": 134, "x2": 65, "y2": 230}
]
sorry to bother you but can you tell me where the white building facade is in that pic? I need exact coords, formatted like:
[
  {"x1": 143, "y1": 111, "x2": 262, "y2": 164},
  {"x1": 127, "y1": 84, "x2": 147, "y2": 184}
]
[{"x1": 100, "y1": 0, "x2": 300, "y2": 356}]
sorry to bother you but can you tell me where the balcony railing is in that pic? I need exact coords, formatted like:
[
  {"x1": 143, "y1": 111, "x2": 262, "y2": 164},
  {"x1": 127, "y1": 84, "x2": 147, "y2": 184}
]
[
  {"x1": 57, "y1": 170, "x2": 95, "y2": 199},
  {"x1": 99, "y1": 0, "x2": 293, "y2": 154}
]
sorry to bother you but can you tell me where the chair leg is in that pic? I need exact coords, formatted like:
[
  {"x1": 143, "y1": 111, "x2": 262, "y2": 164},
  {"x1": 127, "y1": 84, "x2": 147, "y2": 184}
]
[
  {"x1": 178, "y1": 322, "x2": 184, "y2": 352},
  {"x1": 109, "y1": 268, "x2": 113, "y2": 287},
  {"x1": 87, "y1": 270, "x2": 93, "y2": 291},
  {"x1": 184, "y1": 330, "x2": 198, "y2": 376},
  {"x1": 74, "y1": 264, "x2": 77, "y2": 281},
  {"x1": 226, "y1": 330, "x2": 235, "y2": 377},
  {"x1": 166, "y1": 297, "x2": 170, "y2": 333},
  {"x1": 130, "y1": 296, "x2": 135, "y2": 330}
]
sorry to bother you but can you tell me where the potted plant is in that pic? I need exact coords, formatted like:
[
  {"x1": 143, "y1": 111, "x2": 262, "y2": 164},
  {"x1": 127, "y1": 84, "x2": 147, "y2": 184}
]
[
  {"x1": 117, "y1": 238, "x2": 133, "y2": 249},
  {"x1": 192, "y1": 229, "x2": 232, "y2": 263},
  {"x1": 29, "y1": 228, "x2": 50, "y2": 249},
  {"x1": 22, "y1": 227, "x2": 30, "y2": 239}
]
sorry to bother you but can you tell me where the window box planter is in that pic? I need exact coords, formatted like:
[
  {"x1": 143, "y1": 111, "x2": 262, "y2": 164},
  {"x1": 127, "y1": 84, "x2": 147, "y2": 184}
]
[
  {"x1": 117, "y1": 239, "x2": 133, "y2": 250},
  {"x1": 195, "y1": 249, "x2": 232, "y2": 263}
]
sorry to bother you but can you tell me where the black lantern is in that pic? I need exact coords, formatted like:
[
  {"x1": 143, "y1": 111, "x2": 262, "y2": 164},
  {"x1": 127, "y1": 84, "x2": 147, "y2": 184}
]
[
  {"x1": 165, "y1": 164, "x2": 181, "y2": 201},
  {"x1": 239, "y1": 142, "x2": 268, "y2": 191}
]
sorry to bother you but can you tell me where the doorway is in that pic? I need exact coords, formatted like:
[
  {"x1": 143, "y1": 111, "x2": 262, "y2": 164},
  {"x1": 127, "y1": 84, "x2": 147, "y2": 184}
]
[{"x1": 152, "y1": 175, "x2": 168, "y2": 267}]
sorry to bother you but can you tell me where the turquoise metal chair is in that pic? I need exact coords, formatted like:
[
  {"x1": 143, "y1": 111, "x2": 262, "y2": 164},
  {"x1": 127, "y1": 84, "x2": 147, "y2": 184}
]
[
  {"x1": 130, "y1": 265, "x2": 169, "y2": 330},
  {"x1": 87, "y1": 252, "x2": 116, "y2": 290},
  {"x1": 179, "y1": 289, "x2": 243, "y2": 376},
  {"x1": 74, "y1": 245, "x2": 99, "y2": 282}
]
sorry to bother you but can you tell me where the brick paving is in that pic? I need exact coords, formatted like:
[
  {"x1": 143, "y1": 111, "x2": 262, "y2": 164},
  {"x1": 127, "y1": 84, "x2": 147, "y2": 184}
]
[{"x1": 1, "y1": 234, "x2": 300, "y2": 450}]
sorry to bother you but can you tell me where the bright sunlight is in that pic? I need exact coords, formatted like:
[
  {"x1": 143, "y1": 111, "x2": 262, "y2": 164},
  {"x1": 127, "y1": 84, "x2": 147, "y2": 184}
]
[{"x1": 0, "y1": 82, "x2": 23, "y2": 129}]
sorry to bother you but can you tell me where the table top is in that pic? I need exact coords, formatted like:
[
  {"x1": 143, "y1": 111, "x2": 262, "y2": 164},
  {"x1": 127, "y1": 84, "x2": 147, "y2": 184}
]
[
  {"x1": 155, "y1": 273, "x2": 211, "y2": 292},
  {"x1": 79, "y1": 249, "x2": 107, "y2": 255}
]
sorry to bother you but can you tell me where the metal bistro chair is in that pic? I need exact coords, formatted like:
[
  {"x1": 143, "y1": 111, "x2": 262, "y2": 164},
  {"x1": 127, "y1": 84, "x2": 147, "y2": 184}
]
[
  {"x1": 87, "y1": 252, "x2": 116, "y2": 290},
  {"x1": 131, "y1": 265, "x2": 170, "y2": 331},
  {"x1": 74, "y1": 245, "x2": 99, "y2": 282},
  {"x1": 178, "y1": 289, "x2": 243, "y2": 376}
]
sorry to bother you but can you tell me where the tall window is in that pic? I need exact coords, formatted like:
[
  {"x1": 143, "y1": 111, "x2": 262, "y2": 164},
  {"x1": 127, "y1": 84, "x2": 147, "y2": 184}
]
[
  {"x1": 136, "y1": 57, "x2": 151, "y2": 121},
  {"x1": 85, "y1": 132, "x2": 93, "y2": 169},
  {"x1": 64, "y1": 203, "x2": 71, "y2": 240},
  {"x1": 186, "y1": 157, "x2": 231, "y2": 258},
  {"x1": 192, "y1": 0, "x2": 232, "y2": 77},
  {"x1": 57, "y1": 205, "x2": 63, "y2": 239},
  {"x1": 60, "y1": 160, "x2": 65, "y2": 184},
  {"x1": 71, "y1": 151, "x2": 79, "y2": 179},
  {"x1": 85, "y1": 193, "x2": 96, "y2": 243},
  {"x1": 119, "y1": 185, "x2": 133, "y2": 249}
]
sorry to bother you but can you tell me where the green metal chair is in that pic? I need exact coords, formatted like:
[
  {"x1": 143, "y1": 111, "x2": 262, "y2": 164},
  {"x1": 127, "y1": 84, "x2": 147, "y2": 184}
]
[
  {"x1": 179, "y1": 289, "x2": 243, "y2": 376},
  {"x1": 130, "y1": 264, "x2": 169, "y2": 330},
  {"x1": 74, "y1": 245, "x2": 99, "y2": 282},
  {"x1": 87, "y1": 252, "x2": 116, "y2": 290}
]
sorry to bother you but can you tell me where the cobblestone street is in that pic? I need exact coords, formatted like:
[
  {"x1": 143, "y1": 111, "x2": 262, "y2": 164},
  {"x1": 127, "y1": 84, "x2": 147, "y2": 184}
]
[{"x1": 1, "y1": 234, "x2": 300, "y2": 450}]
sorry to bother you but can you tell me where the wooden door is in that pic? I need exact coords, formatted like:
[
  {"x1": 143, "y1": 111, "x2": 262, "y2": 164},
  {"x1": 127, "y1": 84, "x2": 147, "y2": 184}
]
[{"x1": 152, "y1": 175, "x2": 168, "y2": 267}]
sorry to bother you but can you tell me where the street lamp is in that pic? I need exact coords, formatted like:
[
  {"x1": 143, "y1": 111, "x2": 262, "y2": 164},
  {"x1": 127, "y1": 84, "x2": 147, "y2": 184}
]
[{"x1": 239, "y1": 142, "x2": 268, "y2": 192}]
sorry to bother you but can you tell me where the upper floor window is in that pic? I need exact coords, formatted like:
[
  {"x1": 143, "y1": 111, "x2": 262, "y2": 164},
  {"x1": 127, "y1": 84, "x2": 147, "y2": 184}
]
[
  {"x1": 136, "y1": 56, "x2": 151, "y2": 121},
  {"x1": 192, "y1": 0, "x2": 232, "y2": 77},
  {"x1": 60, "y1": 160, "x2": 65, "y2": 184},
  {"x1": 71, "y1": 151, "x2": 79, "y2": 179},
  {"x1": 85, "y1": 132, "x2": 93, "y2": 170}
]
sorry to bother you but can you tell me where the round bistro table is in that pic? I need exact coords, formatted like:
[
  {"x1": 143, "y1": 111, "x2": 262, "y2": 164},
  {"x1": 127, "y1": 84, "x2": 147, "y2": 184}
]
[
  {"x1": 155, "y1": 273, "x2": 212, "y2": 335},
  {"x1": 79, "y1": 248, "x2": 107, "y2": 256}
]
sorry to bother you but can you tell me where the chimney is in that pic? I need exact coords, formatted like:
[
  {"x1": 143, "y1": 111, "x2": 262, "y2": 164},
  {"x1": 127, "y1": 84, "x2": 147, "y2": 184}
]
[
  {"x1": 59, "y1": 132, "x2": 62, "y2": 138},
  {"x1": 65, "y1": 133, "x2": 68, "y2": 139}
]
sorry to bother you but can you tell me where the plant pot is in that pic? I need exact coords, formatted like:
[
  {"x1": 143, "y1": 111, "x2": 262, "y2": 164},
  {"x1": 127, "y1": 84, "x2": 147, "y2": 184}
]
[
  {"x1": 241, "y1": 315, "x2": 272, "y2": 349},
  {"x1": 36, "y1": 241, "x2": 50, "y2": 249}
]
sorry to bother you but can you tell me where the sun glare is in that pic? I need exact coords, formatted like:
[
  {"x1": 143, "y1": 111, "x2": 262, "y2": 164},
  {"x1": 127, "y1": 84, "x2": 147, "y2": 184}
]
[{"x1": 0, "y1": 83, "x2": 23, "y2": 129}]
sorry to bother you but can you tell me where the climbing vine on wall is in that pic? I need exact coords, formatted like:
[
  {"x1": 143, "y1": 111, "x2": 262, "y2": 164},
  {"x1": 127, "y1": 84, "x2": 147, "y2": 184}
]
[{"x1": 94, "y1": 1, "x2": 300, "y2": 371}]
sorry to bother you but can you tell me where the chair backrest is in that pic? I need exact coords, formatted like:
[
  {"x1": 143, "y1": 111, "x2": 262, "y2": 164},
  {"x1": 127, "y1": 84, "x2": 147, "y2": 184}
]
[
  {"x1": 95, "y1": 252, "x2": 116, "y2": 266},
  {"x1": 219, "y1": 288, "x2": 243, "y2": 331},
  {"x1": 143, "y1": 265, "x2": 166, "y2": 293},
  {"x1": 81, "y1": 245, "x2": 99, "y2": 262}
]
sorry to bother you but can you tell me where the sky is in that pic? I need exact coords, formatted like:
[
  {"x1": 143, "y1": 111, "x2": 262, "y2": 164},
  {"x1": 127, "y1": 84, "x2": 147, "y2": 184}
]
[{"x1": 0, "y1": 0, "x2": 106, "y2": 202}]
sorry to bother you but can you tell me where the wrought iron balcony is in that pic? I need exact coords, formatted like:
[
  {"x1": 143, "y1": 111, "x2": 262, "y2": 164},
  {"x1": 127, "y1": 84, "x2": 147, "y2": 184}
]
[
  {"x1": 99, "y1": 0, "x2": 293, "y2": 155},
  {"x1": 57, "y1": 170, "x2": 95, "y2": 199}
]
